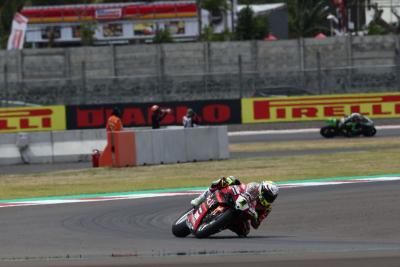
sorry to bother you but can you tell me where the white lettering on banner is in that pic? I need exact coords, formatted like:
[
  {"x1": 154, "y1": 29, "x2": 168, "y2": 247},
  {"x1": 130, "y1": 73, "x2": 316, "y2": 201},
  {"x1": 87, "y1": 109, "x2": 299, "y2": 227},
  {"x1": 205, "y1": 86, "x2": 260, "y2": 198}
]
[
  {"x1": 95, "y1": 8, "x2": 122, "y2": 20},
  {"x1": 7, "y1": 12, "x2": 28, "y2": 50}
]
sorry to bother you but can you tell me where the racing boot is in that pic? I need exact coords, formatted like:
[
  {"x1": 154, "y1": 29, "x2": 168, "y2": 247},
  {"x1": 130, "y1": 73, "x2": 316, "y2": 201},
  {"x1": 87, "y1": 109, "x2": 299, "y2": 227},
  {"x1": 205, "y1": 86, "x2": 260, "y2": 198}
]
[{"x1": 190, "y1": 190, "x2": 209, "y2": 206}]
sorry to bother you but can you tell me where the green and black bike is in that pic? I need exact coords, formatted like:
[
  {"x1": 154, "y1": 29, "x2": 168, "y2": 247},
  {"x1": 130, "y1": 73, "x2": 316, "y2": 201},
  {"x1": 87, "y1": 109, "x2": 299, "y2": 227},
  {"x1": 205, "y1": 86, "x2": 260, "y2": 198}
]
[{"x1": 320, "y1": 117, "x2": 377, "y2": 138}]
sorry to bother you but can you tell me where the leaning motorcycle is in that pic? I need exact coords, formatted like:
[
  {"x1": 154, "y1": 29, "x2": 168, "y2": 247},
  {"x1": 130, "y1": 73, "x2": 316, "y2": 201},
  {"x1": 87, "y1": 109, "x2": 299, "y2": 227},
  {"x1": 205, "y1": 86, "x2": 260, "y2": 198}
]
[
  {"x1": 320, "y1": 117, "x2": 377, "y2": 138},
  {"x1": 172, "y1": 186, "x2": 249, "y2": 238}
]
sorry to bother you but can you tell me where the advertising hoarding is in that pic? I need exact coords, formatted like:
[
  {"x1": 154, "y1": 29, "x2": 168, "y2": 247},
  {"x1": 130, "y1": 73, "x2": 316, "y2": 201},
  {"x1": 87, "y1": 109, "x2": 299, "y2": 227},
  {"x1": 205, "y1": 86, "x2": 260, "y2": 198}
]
[
  {"x1": 0, "y1": 106, "x2": 66, "y2": 133},
  {"x1": 242, "y1": 93, "x2": 400, "y2": 123},
  {"x1": 66, "y1": 100, "x2": 241, "y2": 129}
]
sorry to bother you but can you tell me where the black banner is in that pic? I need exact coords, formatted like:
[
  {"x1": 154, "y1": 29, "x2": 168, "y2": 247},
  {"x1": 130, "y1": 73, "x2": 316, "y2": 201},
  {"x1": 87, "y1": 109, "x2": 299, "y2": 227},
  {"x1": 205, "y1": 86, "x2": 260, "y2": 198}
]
[{"x1": 66, "y1": 99, "x2": 241, "y2": 130}]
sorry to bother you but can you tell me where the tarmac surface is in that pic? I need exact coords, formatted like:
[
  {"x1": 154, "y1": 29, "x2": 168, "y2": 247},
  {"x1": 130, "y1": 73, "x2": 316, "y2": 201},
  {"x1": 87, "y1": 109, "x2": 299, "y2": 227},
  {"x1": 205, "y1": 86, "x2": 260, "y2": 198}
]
[
  {"x1": 1, "y1": 120, "x2": 399, "y2": 266},
  {"x1": 0, "y1": 181, "x2": 399, "y2": 267}
]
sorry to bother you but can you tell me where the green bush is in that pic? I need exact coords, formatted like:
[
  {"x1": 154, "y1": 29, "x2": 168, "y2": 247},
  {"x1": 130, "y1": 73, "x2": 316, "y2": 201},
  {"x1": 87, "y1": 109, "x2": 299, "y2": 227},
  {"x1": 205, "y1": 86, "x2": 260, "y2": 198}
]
[
  {"x1": 80, "y1": 24, "x2": 96, "y2": 46},
  {"x1": 153, "y1": 28, "x2": 174, "y2": 44}
]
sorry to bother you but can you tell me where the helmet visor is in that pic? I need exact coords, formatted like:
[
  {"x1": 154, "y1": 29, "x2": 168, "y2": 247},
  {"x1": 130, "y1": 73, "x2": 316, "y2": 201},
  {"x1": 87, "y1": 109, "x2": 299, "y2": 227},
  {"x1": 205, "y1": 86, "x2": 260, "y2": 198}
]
[
  {"x1": 262, "y1": 191, "x2": 277, "y2": 204},
  {"x1": 260, "y1": 198, "x2": 270, "y2": 207}
]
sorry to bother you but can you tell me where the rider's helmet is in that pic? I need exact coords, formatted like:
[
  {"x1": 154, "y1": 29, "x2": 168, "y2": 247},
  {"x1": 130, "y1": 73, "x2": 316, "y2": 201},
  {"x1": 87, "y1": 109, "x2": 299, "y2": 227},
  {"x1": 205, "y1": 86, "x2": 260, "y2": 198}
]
[
  {"x1": 151, "y1": 105, "x2": 160, "y2": 113},
  {"x1": 350, "y1": 113, "x2": 362, "y2": 121},
  {"x1": 225, "y1": 175, "x2": 237, "y2": 184},
  {"x1": 187, "y1": 108, "x2": 194, "y2": 117},
  {"x1": 259, "y1": 181, "x2": 279, "y2": 207},
  {"x1": 112, "y1": 107, "x2": 121, "y2": 117}
]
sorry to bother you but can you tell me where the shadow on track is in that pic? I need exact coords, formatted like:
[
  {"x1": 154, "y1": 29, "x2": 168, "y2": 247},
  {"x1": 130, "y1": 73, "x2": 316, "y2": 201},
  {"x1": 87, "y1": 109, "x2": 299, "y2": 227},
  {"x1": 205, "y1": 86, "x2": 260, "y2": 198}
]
[{"x1": 193, "y1": 235, "x2": 293, "y2": 240}]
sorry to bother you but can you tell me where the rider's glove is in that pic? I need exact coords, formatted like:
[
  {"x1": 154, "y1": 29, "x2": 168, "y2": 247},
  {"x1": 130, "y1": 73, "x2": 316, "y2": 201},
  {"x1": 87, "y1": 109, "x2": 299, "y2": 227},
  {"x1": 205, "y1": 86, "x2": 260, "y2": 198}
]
[
  {"x1": 251, "y1": 218, "x2": 260, "y2": 229},
  {"x1": 248, "y1": 208, "x2": 260, "y2": 229},
  {"x1": 248, "y1": 207, "x2": 258, "y2": 220}
]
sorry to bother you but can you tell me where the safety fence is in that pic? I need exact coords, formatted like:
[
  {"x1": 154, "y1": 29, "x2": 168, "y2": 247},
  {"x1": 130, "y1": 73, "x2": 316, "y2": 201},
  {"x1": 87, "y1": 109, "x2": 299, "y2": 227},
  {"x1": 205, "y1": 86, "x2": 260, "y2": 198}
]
[
  {"x1": 1, "y1": 35, "x2": 400, "y2": 106},
  {"x1": 1, "y1": 92, "x2": 400, "y2": 134}
]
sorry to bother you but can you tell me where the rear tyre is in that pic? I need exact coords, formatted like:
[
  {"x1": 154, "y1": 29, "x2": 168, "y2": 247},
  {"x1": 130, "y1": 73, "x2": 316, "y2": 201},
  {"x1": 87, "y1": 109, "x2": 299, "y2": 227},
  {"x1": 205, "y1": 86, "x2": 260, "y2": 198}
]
[
  {"x1": 320, "y1": 126, "x2": 336, "y2": 138},
  {"x1": 172, "y1": 209, "x2": 192, "y2": 237},
  {"x1": 195, "y1": 208, "x2": 235, "y2": 238}
]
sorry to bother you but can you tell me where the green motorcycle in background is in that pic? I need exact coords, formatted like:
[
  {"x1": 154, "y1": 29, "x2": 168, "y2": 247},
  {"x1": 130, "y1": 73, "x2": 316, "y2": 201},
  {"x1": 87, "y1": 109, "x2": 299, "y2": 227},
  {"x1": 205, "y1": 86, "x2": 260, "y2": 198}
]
[{"x1": 320, "y1": 117, "x2": 377, "y2": 138}]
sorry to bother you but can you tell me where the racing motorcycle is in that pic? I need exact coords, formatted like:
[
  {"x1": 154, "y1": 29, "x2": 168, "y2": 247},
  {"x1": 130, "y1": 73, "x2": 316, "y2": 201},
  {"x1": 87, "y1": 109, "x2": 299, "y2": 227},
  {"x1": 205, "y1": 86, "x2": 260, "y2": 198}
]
[
  {"x1": 320, "y1": 117, "x2": 377, "y2": 138},
  {"x1": 172, "y1": 186, "x2": 250, "y2": 238}
]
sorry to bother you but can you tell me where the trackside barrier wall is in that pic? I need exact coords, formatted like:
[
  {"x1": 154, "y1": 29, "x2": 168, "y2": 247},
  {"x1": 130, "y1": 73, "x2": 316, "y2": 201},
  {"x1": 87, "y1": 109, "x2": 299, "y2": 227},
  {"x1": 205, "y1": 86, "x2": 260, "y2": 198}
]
[
  {"x1": 99, "y1": 126, "x2": 229, "y2": 167},
  {"x1": 0, "y1": 126, "x2": 229, "y2": 166},
  {"x1": 0, "y1": 129, "x2": 106, "y2": 165}
]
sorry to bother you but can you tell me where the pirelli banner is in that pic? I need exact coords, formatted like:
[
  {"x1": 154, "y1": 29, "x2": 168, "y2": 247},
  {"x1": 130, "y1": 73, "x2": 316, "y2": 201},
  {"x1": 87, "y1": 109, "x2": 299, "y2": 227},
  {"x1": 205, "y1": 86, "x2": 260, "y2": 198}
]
[
  {"x1": 66, "y1": 99, "x2": 241, "y2": 129},
  {"x1": 242, "y1": 93, "x2": 400, "y2": 123},
  {"x1": 0, "y1": 106, "x2": 66, "y2": 133}
]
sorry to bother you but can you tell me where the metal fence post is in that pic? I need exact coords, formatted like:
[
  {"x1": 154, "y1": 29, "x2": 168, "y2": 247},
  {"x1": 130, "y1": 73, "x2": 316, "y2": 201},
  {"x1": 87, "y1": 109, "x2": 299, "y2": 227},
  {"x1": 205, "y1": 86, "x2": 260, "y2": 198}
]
[
  {"x1": 64, "y1": 48, "x2": 71, "y2": 81},
  {"x1": 203, "y1": 42, "x2": 209, "y2": 98},
  {"x1": 316, "y1": 51, "x2": 322, "y2": 94},
  {"x1": 81, "y1": 61, "x2": 87, "y2": 104},
  {"x1": 298, "y1": 38, "x2": 305, "y2": 91},
  {"x1": 155, "y1": 44, "x2": 166, "y2": 101},
  {"x1": 238, "y1": 54, "x2": 243, "y2": 98},
  {"x1": 111, "y1": 44, "x2": 117, "y2": 77},
  {"x1": 395, "y1": 36, "x2": 400, "y2": 90},
  {"x1": 159, "y1": 44, "x2": 165, "y2": 101},
  {"x1": 207, "y1": 41, "x2": 212, "y2": 73},
  {"x1": 17, "y1": 50, "x2": 24, "y2": 81},
  {"x1": 3, "y1": 64, "x2": 9, "y2": 107},
  {"x1": 345, "y1": 34, "x2": 353, "y2": 92},
  {"x1": 251, "y1": 40, "x2": 259, "y2": 93}
]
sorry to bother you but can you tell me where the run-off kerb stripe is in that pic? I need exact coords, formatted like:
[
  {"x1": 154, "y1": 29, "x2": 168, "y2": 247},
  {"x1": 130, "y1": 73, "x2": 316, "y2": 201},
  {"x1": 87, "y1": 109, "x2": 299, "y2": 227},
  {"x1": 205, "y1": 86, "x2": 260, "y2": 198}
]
[{"x1": 1, "y1": 174, "x2": 400, "y2": 208}]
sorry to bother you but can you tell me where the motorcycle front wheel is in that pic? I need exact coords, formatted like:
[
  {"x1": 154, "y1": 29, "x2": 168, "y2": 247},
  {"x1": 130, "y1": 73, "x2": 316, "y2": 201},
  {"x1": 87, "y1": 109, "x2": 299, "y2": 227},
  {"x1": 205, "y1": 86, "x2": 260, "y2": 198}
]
[
  {"x1": 363, "y1": 127, "x2": 377, "y2": 137},
  {"x1": 172, "y1": 208, "x2": 192, "y2": 237},
  {"x1": 195, "y1": 208, "x2": 235, "y2": 238}
]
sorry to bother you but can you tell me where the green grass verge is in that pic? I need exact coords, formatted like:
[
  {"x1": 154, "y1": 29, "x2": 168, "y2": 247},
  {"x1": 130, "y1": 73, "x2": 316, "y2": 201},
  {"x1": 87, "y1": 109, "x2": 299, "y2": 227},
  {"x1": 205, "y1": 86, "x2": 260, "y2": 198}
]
[
  {"x1": 230, "y1": 137, "x2": 400, "y2": 152},
  {"x1": 1, "y1": 137, "x2": 399, "y2": 200}
]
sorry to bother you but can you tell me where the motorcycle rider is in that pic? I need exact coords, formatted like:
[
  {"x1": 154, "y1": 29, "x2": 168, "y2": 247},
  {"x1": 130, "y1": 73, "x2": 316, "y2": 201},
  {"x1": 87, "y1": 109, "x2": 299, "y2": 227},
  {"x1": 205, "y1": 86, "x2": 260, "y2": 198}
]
[
  {"x1": 151, "y1": 105, "x2": 171, "y2": 129},
  {"x1": 339, "y1": 113, "x2": 365, "y2": 133},
  {"x1": 190, "y1": 176, "x2": 279, "y2": 236}
]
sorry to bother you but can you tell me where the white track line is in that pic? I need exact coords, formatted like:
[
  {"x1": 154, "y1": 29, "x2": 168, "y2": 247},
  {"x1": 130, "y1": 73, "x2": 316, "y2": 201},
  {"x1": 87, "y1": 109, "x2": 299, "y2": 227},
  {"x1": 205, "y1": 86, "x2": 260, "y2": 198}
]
[
  {"x1": 1, "y1": 176, "x2": 400, "y2": 208},
  {"x1": 228, "y1": 125, "x2": 400, "y2": 136}
]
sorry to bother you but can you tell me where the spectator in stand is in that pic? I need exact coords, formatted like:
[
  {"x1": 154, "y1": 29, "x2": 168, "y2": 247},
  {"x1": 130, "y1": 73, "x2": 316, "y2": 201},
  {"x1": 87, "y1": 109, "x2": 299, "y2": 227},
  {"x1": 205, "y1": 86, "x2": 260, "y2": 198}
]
[
  {"x1": 151, "y1": 105, "x2": 171, "y2": 129},
  {"x1": 106, "y1": 107, "x2": 123, "y2": 132},
  {"x1": 183, "y1": 108, "x2": 200, "y2": 128}
]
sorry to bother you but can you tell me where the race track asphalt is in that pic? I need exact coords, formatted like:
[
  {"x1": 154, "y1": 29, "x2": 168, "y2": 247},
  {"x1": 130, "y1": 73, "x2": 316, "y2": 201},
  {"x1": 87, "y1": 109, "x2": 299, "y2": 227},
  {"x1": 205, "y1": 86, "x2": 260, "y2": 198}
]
[
  {"x1": 1, "y1": 123, "x2": 399, "y2": 266},
  {"x1": 0, "y1": 181, "x2": 399, "y2": 267}
]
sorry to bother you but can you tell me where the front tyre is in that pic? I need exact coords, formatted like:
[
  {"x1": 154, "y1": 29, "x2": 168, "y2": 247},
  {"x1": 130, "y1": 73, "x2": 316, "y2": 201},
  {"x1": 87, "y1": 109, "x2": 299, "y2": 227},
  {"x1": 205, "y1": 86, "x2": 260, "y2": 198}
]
[
  {"x1": 172, "y1": 209, "x2": 192, "y2": 237},
  {"x1": 195, "y1": 208, "x2": 234, "y2": 238},
  {"x1": 363, "y1": 127, "x2": 377, "y2": 137},
  {"x1": 320, "y1": 126, "x2": 336, "y2": 138}
]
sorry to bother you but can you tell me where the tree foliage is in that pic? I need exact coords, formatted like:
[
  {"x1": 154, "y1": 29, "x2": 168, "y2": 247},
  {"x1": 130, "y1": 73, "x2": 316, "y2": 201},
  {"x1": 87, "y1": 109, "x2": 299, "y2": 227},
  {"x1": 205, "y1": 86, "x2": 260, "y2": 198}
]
[
  {"x1": 368, "y1": 3, "x2": 400, "y2": 34},
  {"x1": 288, "y1": 0, "x2": 329, "y2": 38},
  {"x1": 240, "y1": 0, "x2": 330, "y2": 38},
  {"x1": 202, "y1": 0, "x2": 229, "y2": 14},
  {"x1": 80, "y1": 23, "x2": 96, "y2": 46},
  {"x1": 235, "y1": 5, "x2": 268, "y2": 40},
  {"x1": 153, "y1": 28, "x2": 174, "y2": 44}
]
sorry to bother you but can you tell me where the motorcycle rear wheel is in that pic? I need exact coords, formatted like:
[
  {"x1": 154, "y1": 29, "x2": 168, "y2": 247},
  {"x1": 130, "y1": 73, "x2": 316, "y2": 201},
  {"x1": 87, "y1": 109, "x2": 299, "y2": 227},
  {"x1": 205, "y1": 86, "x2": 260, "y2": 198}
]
[
  {"x1": 320, "y1": 126, "x2": 336, "y2": 138},
  {"x1": 172, "y1": 209, "x2": 192, "y2": 237},
  {"x1": 195, "y1": 208, "x2": 234, "y2": 238}
]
